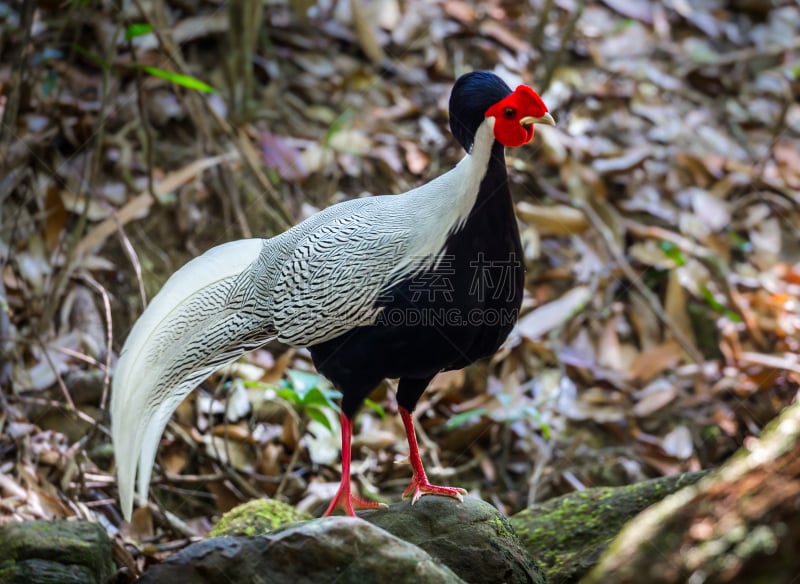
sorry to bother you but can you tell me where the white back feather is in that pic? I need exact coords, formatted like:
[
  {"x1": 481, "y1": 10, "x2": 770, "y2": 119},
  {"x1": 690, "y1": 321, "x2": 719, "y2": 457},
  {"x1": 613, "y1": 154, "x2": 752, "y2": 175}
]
[{"x1": 112, "y1": 239, "x2": 265, "y2": 520}]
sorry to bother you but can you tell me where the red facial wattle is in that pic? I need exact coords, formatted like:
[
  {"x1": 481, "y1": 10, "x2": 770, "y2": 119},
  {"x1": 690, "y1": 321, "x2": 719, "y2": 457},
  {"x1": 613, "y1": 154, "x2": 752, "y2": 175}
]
[{"x1": 485, "y1": 85, "x2": 550, "y2": 148}]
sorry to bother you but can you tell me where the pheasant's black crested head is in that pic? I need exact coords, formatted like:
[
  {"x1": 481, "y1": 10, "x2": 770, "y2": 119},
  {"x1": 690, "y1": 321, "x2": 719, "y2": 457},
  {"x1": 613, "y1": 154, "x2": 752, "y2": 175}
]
[{"x1": 449, "y1": 71, "x2": 551, "y2": 152}]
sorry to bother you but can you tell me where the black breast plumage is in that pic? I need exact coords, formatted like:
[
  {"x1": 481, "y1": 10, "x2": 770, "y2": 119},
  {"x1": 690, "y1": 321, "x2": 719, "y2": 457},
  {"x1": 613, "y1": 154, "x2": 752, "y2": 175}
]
[{"x1": 309, "y1": 141, "x2": 523, "y2": 418}]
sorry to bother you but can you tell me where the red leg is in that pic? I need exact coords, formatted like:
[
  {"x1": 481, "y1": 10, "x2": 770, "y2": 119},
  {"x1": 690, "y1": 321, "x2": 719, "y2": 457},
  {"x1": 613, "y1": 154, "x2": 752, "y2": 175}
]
[
  {"x1": 323, "y1": 411, "x2": 385, "y2": 517},
  {"x1": 399, "y1": 406, "x2": 467, "y2": 504}
]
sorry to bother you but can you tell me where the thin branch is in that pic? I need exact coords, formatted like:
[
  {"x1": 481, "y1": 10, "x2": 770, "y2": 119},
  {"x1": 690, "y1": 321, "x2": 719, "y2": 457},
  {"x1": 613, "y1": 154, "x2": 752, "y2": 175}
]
[
  {"x1": 0, "y1": 0, "x2": 35, "y2": 183},
  {"x1": 79, "y1": 273, "x2": 114, "y2": 411}
]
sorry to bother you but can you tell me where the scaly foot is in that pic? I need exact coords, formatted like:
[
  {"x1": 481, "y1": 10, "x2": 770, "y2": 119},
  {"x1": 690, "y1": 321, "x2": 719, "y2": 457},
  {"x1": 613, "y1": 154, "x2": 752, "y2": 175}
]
[
  {"x1": 398, "y1": 406, "x2": 467, "y2": 505},
  {"x1": 402, "y1": 475, "x2": 467, "y2": 505},
  {"x1": 324, "y1": 411, "x2": 387, "y2": 517},
  {"x1": 324, "y1": 482, "x2": 386, "y2": 516}
]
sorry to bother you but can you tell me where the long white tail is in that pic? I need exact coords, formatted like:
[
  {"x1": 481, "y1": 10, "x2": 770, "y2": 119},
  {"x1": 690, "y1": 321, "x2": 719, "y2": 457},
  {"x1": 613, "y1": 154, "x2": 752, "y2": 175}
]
[{"x1": 111, "y1": 238, "x2": 275, "y2": 520}]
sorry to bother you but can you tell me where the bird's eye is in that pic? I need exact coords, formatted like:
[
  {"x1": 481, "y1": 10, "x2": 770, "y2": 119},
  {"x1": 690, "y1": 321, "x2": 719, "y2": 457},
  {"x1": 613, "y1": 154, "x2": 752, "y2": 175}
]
[{"x1": 503, "y1": 107, "x2": 516, "y2": 119}]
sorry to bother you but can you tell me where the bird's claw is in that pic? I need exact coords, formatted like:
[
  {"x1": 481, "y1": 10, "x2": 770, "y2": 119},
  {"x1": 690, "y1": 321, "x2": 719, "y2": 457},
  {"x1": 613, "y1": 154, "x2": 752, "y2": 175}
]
[
  {"x1": 325, "y1": 487, "x2": 386, "y2": 517},
  {"x1": 402, "y1": 479, "x2": 467, "y2": 505}
]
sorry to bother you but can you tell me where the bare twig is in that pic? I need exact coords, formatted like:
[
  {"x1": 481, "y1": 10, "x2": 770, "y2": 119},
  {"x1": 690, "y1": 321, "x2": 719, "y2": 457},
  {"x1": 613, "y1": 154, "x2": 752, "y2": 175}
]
[
  {"x1": 0, "y1": 0, "x2": 35, "y2": 183},
  {"x1": 350, "y1": 0, "x2": 386, "y2": 66},
  {"x1": 228, "y1": 0, "x2": 264, "y2": 120},
  {"x1": 79, "y1": 273, "x2": 114, "y2": 410},
  {"x1": 34, "y1": 337, "x2": 77, "y2": 411},
  {"x1": 16, "y1": 395, "x2": 105, "y2": 432},
  {"x1": 116, "y1": 221, "x2": 148, "y2": 310},
  {"x1": 275, "y1": 418, "x2": 306, "y2": 500},
  {"x1": 530, "y1": 0, "x2": 556, "y2": 51},
  {"x1": 541, "y1": 0, "x2": 584, "y2": 93},
  {"x1": 124, "y1": 13, "x2": 157, "y2": 202}
]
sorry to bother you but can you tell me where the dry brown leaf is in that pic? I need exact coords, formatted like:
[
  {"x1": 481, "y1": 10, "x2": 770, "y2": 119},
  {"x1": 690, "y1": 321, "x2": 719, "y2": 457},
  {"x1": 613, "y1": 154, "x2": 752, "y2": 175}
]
[
  {"x1": 516, "y1": 202, "x2": 588, "y2": 236},
  {"x1": 202, "y1": 462, "x2": 241, "y2": 515},
  {"x1": 739, "y1": 352, "x2": 800, "y2": 375},
  {"x1": 689, "y1": 188, "x2": 731, "y2": 233},
  {"x1": 600, "y1": 0, "x2": 654, "y2": 23},
  {"x1": 329, "y1": 129, "x2": 372, "y2": 155},
  {"x1": 597, "y1": 318, "x2": 624, "y2": 371},
  {"x1": 517, "y1": 286, "x2": 592, "y2": 341},
  {"x1": 305, "y1": 416, "x2": 341, "y2": 466},
  {"x1": 400, "y1": 140, "x2": 430, "y2": 175},
  {"x1": 563, "y1": 386, "x2": 627, "y2": 423},
  {"x1": 281, "y1": 416, "x2": 300, "y2": 451},
  {"x1": 350, "y1": 0, "x2": 386, "y2": 65},
  {"x1": 353, "y1": 415, "x2": 398, "y2": 451},
  {"x1": 427, "y1": 369, "x2": 466, "y2": 397},
  {"x1": 259, "y1": 443, "x2": 283, "y2": 478},
  {"x1": 260, "y1": 132, "x2": 309, "y2": 181},
  {"x1": 478, "y1": 20, "x2": 531, "y2": 54},
  {"x1": 661, "y1": 425, "x2": 694, "y2": 460},
  {"x1": 665, "y1": 269, "x2": 699, "y2": 354},
  {"x1": 159, "y1": 443, "x2": 189, "y2": 476},
  {"x1": 633, "y1": 379, "x2": 677, "y2": 417},
  {"x1": 443, "y1": 1, "x2": 476, "y2": 25},
  {"x1": 372, "y1": 144, "x2": 404, "y2": 174},
  {"x1": 592, "y1": 145, "x2": 651, "y2": 175},
  {"x1": 210, "y1": 423, "x2": 255, "y2": 443},
  {"x1": 44, "y1": 185, "x2": 68, "y2": 253},
  {"x1": 206, "y1": 435, "x2": 255, "y2": 472},
  {"x1": 133, "y1": 13, "x2": 229, "y2": 54},
  {"x1": 128, "y1": 507, "x2": 154, "y2": 540},
  {"x1": 629, "y1": 341, "x2": 682, "y2": 383}
]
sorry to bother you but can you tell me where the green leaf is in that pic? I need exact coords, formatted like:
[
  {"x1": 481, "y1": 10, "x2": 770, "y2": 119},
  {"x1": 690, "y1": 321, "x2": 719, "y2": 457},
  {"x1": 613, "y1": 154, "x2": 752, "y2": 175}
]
[
  {"x1": 362, "y1": 399, "x2": 385, "y2": 418},
  {"x1": 660, "y1": 241, "x2": 686, "y2": 266},
  {"x1": 125, "y1": 23, "x2": 154, "y2": 40},
  {"x1": 324, "y1": 109, "x2": 354, "y2": 146},
  {"x1": 286, "y1": 369, "x2": 327, "y2": 398},
  {"x1": 300, "y1": 387, "x2": 339, "y2": 409},
  {"x1": 446, "y1": 407, "x2": 488, "y2": 430},
  {"x1": 138, "y1": 65, "x2": 217, "y2": 93},
  {"x1": 727, "y1": 230, "x2": 752, "y2": 252},
  {"x1": 276, "y1": 387, "x2": 301, "y2": 406},
  {"x1": 307, "y1": 407, "x2": 334, "y2": 433},
  {"x1": 242, "y1": 380, "x2": 273, "y2": 390},
  {"x1": 539, "y1": 421, "x2": 551, "y2": 440},
  {"x1": 724, "y1": 310, "x2": 743, "y2": 323},
  {"x1": 699, "y1": 285, "x2": 742, "y2": 323},
  {"x1": 702, "y1": 425, "x2": 722, "y2": 440}
]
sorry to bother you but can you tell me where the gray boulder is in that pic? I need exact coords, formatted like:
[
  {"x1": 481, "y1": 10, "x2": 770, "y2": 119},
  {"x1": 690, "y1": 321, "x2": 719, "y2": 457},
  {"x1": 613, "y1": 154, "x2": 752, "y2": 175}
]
[
  {"x1": 363, "y1": 496, "x2": 545, "y2": 584},
  {"x1": 138, "y1": 516, "x2": 464, "y2": 583}
]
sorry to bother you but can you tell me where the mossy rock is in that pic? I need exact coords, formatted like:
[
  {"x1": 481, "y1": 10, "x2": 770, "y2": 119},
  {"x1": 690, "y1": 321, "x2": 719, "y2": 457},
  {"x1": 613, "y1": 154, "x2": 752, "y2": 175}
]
[
  {"x1": 209, "y1": 498, "x2": 312, "y2": 537},
  {"x1": 140, "y1": 516, "x2": 464, "y2": 583},
  {"x1": 0, "y1": 520, "x2": 114, "y2": 584},
  {"x1": 362, "y1": 496, "x2": 545, "y2": 584},
  {"x1": 509, "y1": 471, "x2": 709, "y2": 583}
]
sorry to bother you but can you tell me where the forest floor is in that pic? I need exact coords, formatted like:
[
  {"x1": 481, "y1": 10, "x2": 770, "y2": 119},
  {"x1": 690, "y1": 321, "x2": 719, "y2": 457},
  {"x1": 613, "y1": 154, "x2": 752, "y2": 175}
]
[{"x1": 1, "y1": 0, "x2": 799, "y2": 572}]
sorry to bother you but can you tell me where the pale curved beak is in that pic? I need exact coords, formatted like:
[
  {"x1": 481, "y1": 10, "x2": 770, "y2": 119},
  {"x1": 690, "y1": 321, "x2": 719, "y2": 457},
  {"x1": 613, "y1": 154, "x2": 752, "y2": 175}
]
[{"x1": 520, "y1": 112, "x2": 555, "y2": 127}]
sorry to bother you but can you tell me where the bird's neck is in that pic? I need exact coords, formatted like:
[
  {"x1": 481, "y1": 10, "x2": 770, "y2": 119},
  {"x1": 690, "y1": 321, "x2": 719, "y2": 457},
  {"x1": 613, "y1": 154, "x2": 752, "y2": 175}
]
[
  {"x1": 398, "y1": 120, "x2": 508, "y2": 271},
  {"x1": 433, "y1": 119, "x2": 505, "y2": 232}
]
